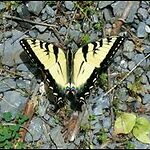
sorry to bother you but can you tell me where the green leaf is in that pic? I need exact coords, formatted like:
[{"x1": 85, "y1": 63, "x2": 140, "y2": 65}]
[
  {"x1": 0, "y1": 140, "x2": 7, "y2": 148},
  {"x1": 88, "y1": 114, "x2": 96, "y2": 121},
  {"x1": 0, "y1": 135, "x2": 6, "y2": 142},
  {"x1": 2, "y1": 112, "x2": 13, "y2": 122},
  {"x1": 2, "y1": 127, "x2": 12, "y2": 140},
  {"x1": 97, "y1": 130, "x2": 108, "y2": 144},
  {"x1": 82, "y1": 34, "x2": 90, "y2": 45},
  {"x1": 133, "y1": 117, "x2": 150, "y2": 144},
  {"x1": 4, "y1": 140, "x2": 13, "y2": 149},
  {"x1": 18, "y1": 115, "x2": 29, "y2": 125},
  {"x1": 16, "y1": 141, "x2": 26, "y2": 149},
  {"x1": 125, "y1": 141, "x2": 135, "y2": 149},
  {"x1": 114, "y1": 112, "x2": 136, "y2": 134}
]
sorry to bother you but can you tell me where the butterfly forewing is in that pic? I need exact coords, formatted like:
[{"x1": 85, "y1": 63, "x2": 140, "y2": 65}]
[
  {"x1": 73, "y1": 36, "x2": 124, "y2": 89},
  {"x1": 20, "y1": 39, "x2": 67, "y2": 89}
]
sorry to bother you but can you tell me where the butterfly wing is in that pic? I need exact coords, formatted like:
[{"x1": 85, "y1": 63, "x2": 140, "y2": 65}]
[
  {"x1": 20, "y1": 38, "x2": 68, "y2": 96},
  {"x1": 73, "y1": 36, "x2": 124, "y2": 90}
]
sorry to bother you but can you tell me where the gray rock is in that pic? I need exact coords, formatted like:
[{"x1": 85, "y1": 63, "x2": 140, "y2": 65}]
[
  {"x1": 48, "y1": 34, "x2": 59, "y2": 43},
  {"x1": 0, "y1": 31, "x2": 3, "y2": 42},
  {"x1": 44, "y1": 114, "x2": 50, "y2": 121},
  {"x1": 89, "y1": 32, "x2": 98, "y2": 42},
  {"x1": 103, "y1": 117, "x2": 111, "y2": 129},
  {"x1": 123, "y1": 40, "x2": 135, "y2": 52},
  {"x1": 0, "y1": 2, "x2": 5, "y2": 11},
  {"x1": 28, "y1": 29, "x2": 38, "y2": 38},
  {"x1": 120, "y1": 60, "x2": 128, "y2": 69},
  {"x1": 137, "y1": 22, "x2": 147, "y2": 38},
  {"x1": 146, "y1": 16, "x2": 150, "y2": 25},
  {"x1": 50, "y1": 126, "x2": 67, "y2": 148},
  {"x1": 132, "y1": 138, "x2": 150, "y2": 149},
  {"x1": 118, "y1": 102, "x2": 127, "y2": 111},
  {"x1": 123, "y1": 52, "x2": 134, "y2": 60},
  {"x1": 5, "y1": 31, "x2": 13, "y2": 38},
  {"x1": 146, "y1": 71, "x2": 150, "y2": 83},
  {"x1": 59, "y1": 26, "x2": 67, "y2": 35},
  {"x1": 93, "y1": 102, "x2": 103, "y2": 115},
  {"x1": 107, "y1": 142, "x2": 117, "y2": 149},
  {"x1": 92, "y1": 122, "x2": 102, "y2": 134},
  {"x1": 2, "y1": 20, "x2": 17, "y2": 29},
  {"x1": 133, "y1": 54, "x2": 147, "y2": 67},
  {"x1": 64, "y1": 1, "x2": 74, "y2": 10},
  {"x1": 128, "y1": 61, "x2": 135, "y2": 70},
  {"x1": 35, "y1": 25, "x2": 47, "y2": 33},
  {"x1": 112, "y1": 1, "x2": 127, "y2": 18},
  {"x1": 74, "y1": 135, "x2": 85, "y2": 146},
  {"x1": 28, "y1": 1, "x2": 45, "y2": 16},
  {"x1": 145, "y1": 25, "x2": 150, "y2": 33},
  {"x1": 82, "y1": 22, "x2": 90, "y2": 32},
  {"x1": 0, "y1": 78, "x2": 16, "y2": 92},
  {"x1": 130, "y1": 25, "x2": 137, "y2": 31},
  {"x1": 37, "y1": 32, "x2": 50, "y2": 41},
  {"x1": 1, "y1": 30, "x2": 26, "y2": 66},
  {"x1": 4, "y1": 21, "x2": 13, "y2": 29},
  {"x1": 74, "y1": 23, "x2": 81, "y2": 30},
  {"x1": 133, "y1": 18, "x2": 140, "y2": 25},
  {"x1": 141, "y1": 74, "x2": 148, "y2": 84},
  {"x1": 117, "y1": 87, "x2": 128, "y2": 102},
  {"x1": 17, "y1": 63, "x2": 29, "y2": 72},
  {"x1": 45, "y1": 5, "x2": 55, "y2": 17},
  {"x1": 40, "y1": 144, "x2": 50, "y2": 149},
  {"x1": 34, "y1": 17, "x2": 41, "y2": 23},
  {"x1": 92, "y1": 14, "x2": 99, "y2": 23},
  {"x1": 68, "y1": 41, "x2": 78, "y2": 51},
  {"x1": 47, "y1": 17, "x2": 56, "y2": 24},
  {"x1": 16, "y1": 78, "x2": 31, "y2": 90},
  {"x1": 126, "y1": 1, "x2": 140, "y2": 23},
  {"x1": 123, "y1": 40, "x2": 135, "y2": 60},
  {"x1": 17, "y1": 4, "x2": 30, "y2": 18},
  {"x1": 112, "y1": 1, "x2": 139, "y2": 23},
  {"x1": 11, "y1": 21, "x2": 18, "y2": 28},
  {"x1": 143, "y1": 84, "x2": 150, "y2": 94},
  {"x1": 38, "y1": 99, "x2": 49, "y2": 117},
  {"x1": 68, "y1": 29, "x2": 81, "y2": 42},
  {"x1": 133, "y1": 67, "x2": 144, "y2": 77},
  {"x1": 143, "y1": 45, "x2": 150, "y2": 54},
  {"x1": 98, "y1": 1, "x2": 114, "y2": 9},
  {"x1": 138, "y1": 7, "x2": 149, "y2": 20},
  {"x1": 41, "y1": 12, "x2": 48, "y2": 21},
  {"x1": 113, "y1": 56, "x2": 121, "y2": 66},
  {"x1": 0, "y1": 18, "x2": 3, "y2": 26},
  {"x1": 25, "y1": 117, "x2": 43, "y2": 142},
  {"x1": 92, "y1": 91, "x2": 107, "y2": 116},
  {"x1": 103, "y1": 8, "x2": 112, "y2": 22},
  {"x1": 0, "y1": 91, "x2": 27, "y2": 117},
  {"x1": 142, "y1": 94, "x2": 150, "y2": 104},
  {"x1": 141, "y1": 1, "x2": 149, "y2": 9},
  {"x1": 126, "y1": 74, "x2": 135, "y2": 83}
]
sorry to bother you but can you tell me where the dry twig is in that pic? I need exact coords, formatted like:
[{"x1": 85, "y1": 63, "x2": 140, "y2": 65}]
[
  {"x1": 104, "y1": 53, "x2": 150, "y2": 97},
  {"x1": 2, "y1": 14, "x2": 58, "y2": 28},
  {"x1": 17, "y1": 85, "x2": 39, "y2": 142},
  {"x1": 111, "y1": 1, "x2": 133, "y2": 36}
]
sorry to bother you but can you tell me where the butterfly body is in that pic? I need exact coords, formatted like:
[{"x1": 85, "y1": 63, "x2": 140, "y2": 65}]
[{"x1": 20, "y1": 36, "x2": 124, "y2": 111}]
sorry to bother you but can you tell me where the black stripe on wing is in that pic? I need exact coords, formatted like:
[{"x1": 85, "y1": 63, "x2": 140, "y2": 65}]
[
  {"x1": 76, "y1": 36, "x2": 125, "y2": 100},
  {"x1": 20, "y1": 39, "x2": 65, "y2": 101}
]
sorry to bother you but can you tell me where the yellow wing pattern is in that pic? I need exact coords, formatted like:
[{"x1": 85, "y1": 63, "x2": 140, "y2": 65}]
[
  {"x1": 73, "y1": 36, "x2": 124, "y2": 88},
  {"x1": 20, "y1": 39, "x2": 67, "y2": 89}
]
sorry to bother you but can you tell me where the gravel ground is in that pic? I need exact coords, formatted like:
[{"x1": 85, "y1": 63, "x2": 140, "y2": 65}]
[{"x1": 0, "y1": 1, "x2": 150, "y2": 149}]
